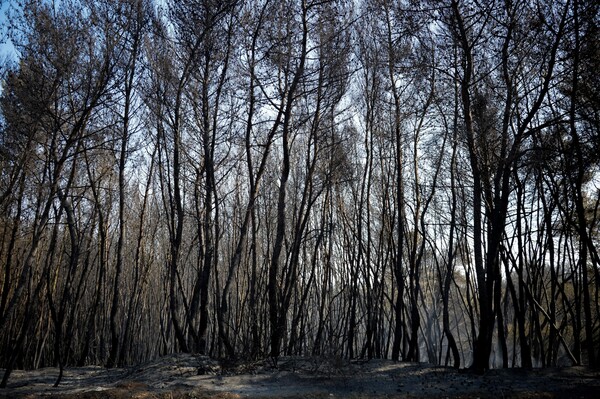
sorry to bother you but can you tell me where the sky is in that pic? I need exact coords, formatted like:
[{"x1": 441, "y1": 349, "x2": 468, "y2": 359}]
[{"x1": 0, "y1": 0, "x2": 17, "y2": 63}]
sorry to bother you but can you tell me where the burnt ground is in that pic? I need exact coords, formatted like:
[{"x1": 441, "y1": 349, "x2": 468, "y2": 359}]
[{"x1": 1, "y1": 353, "x2": 599, "y2": 398}]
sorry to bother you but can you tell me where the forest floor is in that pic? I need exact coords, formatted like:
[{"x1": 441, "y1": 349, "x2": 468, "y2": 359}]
[{"x1": 1, "y1": 353, "x2": 599, "y2": 398}]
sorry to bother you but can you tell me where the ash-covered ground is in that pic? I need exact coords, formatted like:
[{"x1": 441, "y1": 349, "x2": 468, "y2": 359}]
[{"x1": 1, "y1": 353, "x2": 599, "y2": 398}]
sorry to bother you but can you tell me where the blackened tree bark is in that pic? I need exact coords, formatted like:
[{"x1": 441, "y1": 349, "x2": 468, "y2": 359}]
[
  {"x1": 107, "y1": 0, "x2": 145, "y2": 368},
  {"x1": 268, "y1": 0, "x2": 309, "y2": 362}
]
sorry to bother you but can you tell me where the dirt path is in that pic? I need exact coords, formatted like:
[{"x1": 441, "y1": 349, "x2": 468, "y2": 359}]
[{"x1": 1, "y1": 354, "x2": 599, "y2": 398}]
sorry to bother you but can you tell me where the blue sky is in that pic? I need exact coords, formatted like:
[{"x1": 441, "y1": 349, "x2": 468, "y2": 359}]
[{"x1": 0, "y1": 0, "x2": 17, "y2": 63}]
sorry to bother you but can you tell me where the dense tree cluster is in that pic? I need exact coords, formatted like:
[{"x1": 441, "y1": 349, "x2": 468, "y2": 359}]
[{"x1": 0, "y1": 0, "x2": 598, "y2": 386}]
